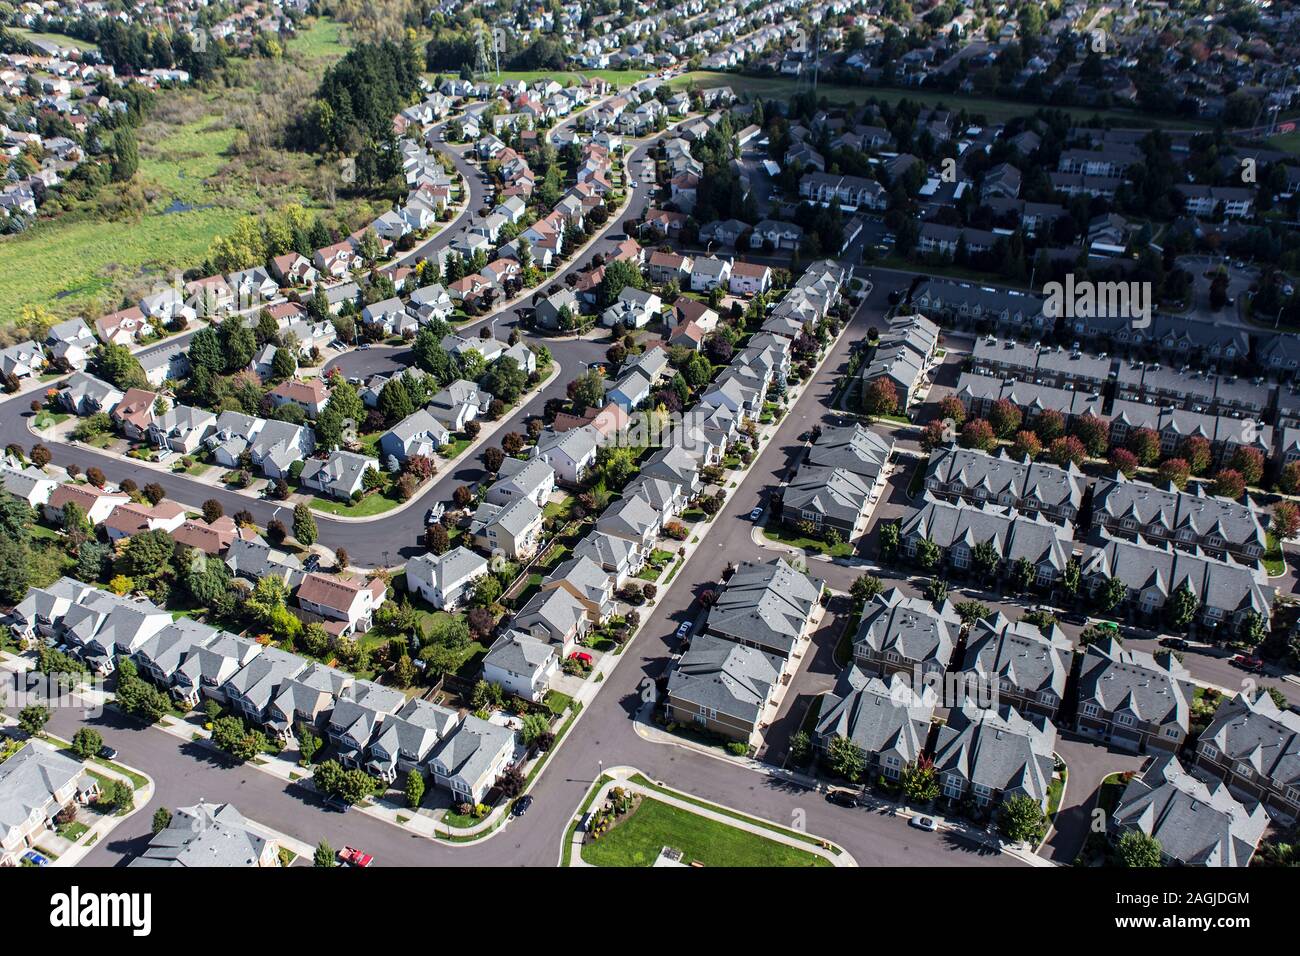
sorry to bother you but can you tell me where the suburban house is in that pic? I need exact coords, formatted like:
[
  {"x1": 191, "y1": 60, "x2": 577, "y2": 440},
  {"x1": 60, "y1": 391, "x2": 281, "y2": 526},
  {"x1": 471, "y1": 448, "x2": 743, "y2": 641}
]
[
  {"x1": 378, "y1": 409, "x2": 452, "y2": 463},
  {"x1": 0, "y1": 742, "x2": 99, "y2": 867},
  {"x1": 1075, "y1": 637, "x2": 1194, "y2": 753},
  {"x1": 44, "y1": 483, "x2": 130, "y2": 527},
  {"x1": 532, "y1": 425, "x2": 601, "y2": 486},
  {"x1": 131, "y1": 802, "x2": 281, "y2": 868},
  {"x1": 933, "y1": 703, "x2": 1058, "y2": 813},
  {"x1": 813, "y1": 669, "x2": 935, "y2": 782},
  {"x1": 469, "y1": 496, "x2": 543, "y2": 559},
  {"x1": 428, "y1": 715, "x2": 516, "y2": 805},
  {"x1": 365, "y1": 699, "x2": 460, "y2": 785},
  {"x1": 484, "y1": 457, "x2": 555, "y2": 508},
  {"x1": 960, "y1": 612, "x2": 1072, "y2": 718},
  {"x1": 296, "y1": 572, "x2": 388, "y2": 635},
  {"x1": 1194, "y1": 691, "x2": 1300, "y2": 824},
  {"x1": 667, "y1": 632, "x2": 786, "y2": 747},
  {"x1": 405, "y1": 547, "x2": 489, "y2": 610},
  {"x1": 1111, "y1": 755, "x2": 1268, "y2": 867},
  {"x1": 704, "y1": 558, "x2": 822, "y2": 660},
  {"x1": 852, "y1": 588, "x2": 963, "y2": 679},
  {"x1": 299, "y1": 450, "x2": 379, "y2": 501},
  {"x1": 482, "y1": 630, "x2": 559, "y2": 703},
  {"x1": 148, "y1": 405, "x2": 217, "y2": 455}
]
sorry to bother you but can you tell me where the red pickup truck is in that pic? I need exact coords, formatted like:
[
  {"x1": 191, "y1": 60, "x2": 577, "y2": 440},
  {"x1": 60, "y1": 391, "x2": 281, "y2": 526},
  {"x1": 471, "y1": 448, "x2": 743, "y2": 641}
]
[{"x1": 338, "y1": 846, "x2": 374, "y2": 868}]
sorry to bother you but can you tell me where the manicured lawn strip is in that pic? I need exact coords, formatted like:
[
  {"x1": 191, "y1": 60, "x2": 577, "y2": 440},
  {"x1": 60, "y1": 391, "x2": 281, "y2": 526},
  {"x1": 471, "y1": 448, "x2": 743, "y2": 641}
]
[
  {"x1": 628, "y1": 773, "x2": 840, "y2": 854},
  {"x1": 1265, "y1": 532, "x2": 1286, "y2": 576},
  {"x1": 525, "y1": 701, "x2": 582, "y2": 789},
  {"x1": 761, "y1": 522, "x2": 852, "y2": 557},
  {"x1": 580, "y1": 795, "x2": 831, "y2": 867},
  {"x1": 561, "y1": 773, "x2": 612, "y2": 866},
  {"x1": 308, "y1": 489, "x2": 405, "y2": 517}
]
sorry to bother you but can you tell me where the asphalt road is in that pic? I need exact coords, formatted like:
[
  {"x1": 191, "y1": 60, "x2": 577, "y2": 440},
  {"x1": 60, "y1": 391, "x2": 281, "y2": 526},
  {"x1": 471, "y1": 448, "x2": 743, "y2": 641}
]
[
  {"x1": 0, "y1": 122, "x2": 665, "y2": 568},
  {"x1": 4, "y1": 266, "x2": 1019, "y2": 867}
]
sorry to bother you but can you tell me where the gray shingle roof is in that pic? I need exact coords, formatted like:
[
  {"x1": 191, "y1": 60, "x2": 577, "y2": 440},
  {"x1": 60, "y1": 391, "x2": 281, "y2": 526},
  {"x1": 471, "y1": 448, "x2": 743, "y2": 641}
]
[
  {"x1": 961, "y1": 611, "x2": 1073, "y2": 700},
  {"x1": 927, "y1": 446, "x2": 1084, "y2": 515},
  {"x1": 706, "y1": 558, "x2": 820, "y2": 657},
  {"x1": 1077, "y1": 637, "x2": 1193, "y2": 730},
  {"x1": 1113, "y1": 755, "x2": 1267, "y2": 866},
  {"x1": 854, "y1": 588, "x2": 962, "y2": 669},
  {"x1": 814, "y1": 669, "x2": 933, "y2": 763},
  {"x1": 667, "y1": 632, "x2": 782, "y2": 724},
  {"x1": 1199, "y1": 691, "x2": 1300, "y2": 791},
  {"x1": 932, "y1": 703, "x2": 1057, "y2": 806}
]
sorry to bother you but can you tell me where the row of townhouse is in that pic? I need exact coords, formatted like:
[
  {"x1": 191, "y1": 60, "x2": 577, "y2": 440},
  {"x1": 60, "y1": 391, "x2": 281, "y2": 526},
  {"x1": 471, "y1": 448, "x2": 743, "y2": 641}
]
[
  {"x1": 827, "y1": 592, "x2": 1061, "y2": 812},
  {"x1": 667, "y1": 558, "x2": 824, "y2": 748},
  {"x1": 859, "y1": 312, "x2": 941, "y2": 415},
  {"x1": 5, "y1": 577, "x2": 515, "y2": 803},
  {"x1": 776, "y1": 422, "x2": 894, "y2": 542},
  {"x1": 954, "y1": 370, "x2": 1105, "y2": 427},
  {"x1": 926, "y1": 445, "x2": 1268, "y2": 563},
  {"x1": 834, "y1": 590, "x2": 1282, "y2": 861}
]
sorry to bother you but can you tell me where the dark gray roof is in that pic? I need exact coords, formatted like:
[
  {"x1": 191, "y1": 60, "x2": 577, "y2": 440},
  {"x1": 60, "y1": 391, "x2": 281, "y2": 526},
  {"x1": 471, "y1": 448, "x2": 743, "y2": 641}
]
[
  {"x1": 853, "y1": 588, "x2": 962, "y2": 668},
  {"x1": 667, "y1": 632, "x2": 782, "y2": 724},
  {"x1": 961, "y1": 612, "x2": 1072, "y2": 699},
  {"x1": 1113, "y1": 756, "x2": 1267, "y2": 867},
  {"x1": 1199, "y1": 691, "x2": 1300, "y2": 791},
  {"x1": 932, "y1": 703, "x2": 1057, "y2": 806},
  {"x1": 706, "y1": 558, "x2": 820, "y2": 657},
  {"x1": 1077, "y1": 637, "x2": 1193, "y2": 730},
  {"x1": 814, "y1": 669, "x2": 933, "y2": 763}
]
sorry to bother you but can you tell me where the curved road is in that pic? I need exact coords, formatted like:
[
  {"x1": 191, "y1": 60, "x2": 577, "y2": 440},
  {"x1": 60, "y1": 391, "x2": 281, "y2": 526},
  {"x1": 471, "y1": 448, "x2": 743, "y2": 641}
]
[
  {"x1": 16, "y1": 267, "x2": 1018, "y2": 868},
  {"x1": 0, "y1": 116, "x2": 663, "y2": 567}
]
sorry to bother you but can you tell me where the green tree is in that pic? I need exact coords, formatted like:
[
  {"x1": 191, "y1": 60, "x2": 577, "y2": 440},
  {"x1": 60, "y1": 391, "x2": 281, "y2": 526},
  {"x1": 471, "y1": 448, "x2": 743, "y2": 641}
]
[
  {"x1": 997, "y1": 794, "x2": 1047, "y2": 844},
  {"x1": 826, "y1": 735, "x2": 867, "y2": 782},
  {"x1": 314, "y1": 840, "x2": 336, "y2": 867},
  {"x1": 1115, "y1": 829, "x2": 1163, "y2": 867},
  {"x1": 405, "y1": 769, "x2": 426, "y2": 808},
  {"x1": 293, "y1": 503, "x2": 318, "y2": 546},
  {"x1": 152, "y1": 807, "x2": 173, "y2": 834},
  {"x1": 110, "y1": 125, "x2": 139, "y2": 182},
  {"x1": 1165, "y1": 582, "x2": 1199, "y2": 630},
  {"x1": 71, "y1": 728, "x2": 103, "y2": 759},
  {"x1": 900, "y1": 758, "x2": 940, "y2": 802},
  {"x1": 17, "y1": 704, "x2": 49, "y2": 737}
]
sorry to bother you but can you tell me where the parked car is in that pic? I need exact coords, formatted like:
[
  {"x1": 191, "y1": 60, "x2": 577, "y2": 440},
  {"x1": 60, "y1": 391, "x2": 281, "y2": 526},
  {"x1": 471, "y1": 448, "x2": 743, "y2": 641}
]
[
  {"x1": 748, "y1": 507, "x2": 762, "y2": 520},
  {"x1": 675, "y1": 621, "x2": 691, "y2": 639},
  {"x1": 569, "y1": 651, "x2": 594, "y2": 665},
  {"x1": 826, "y1": 787, "x2": 859, "y2": 808},
  {"x1": 1232, "y1": 654, "x2": 1265, "y2": 674},
  {"x1": 338, "y1": 846, "x2": 373, "y2": 867},
  {"x1": 511, "y1": 795, "x2": 534, "y2": 817},
  {"x1": 910, "y1": 815, "x2": 939, "y2": 832},
  {"x1": 1160, "y1": 637, "x2": 1190, "y2": 652},
  {"x1": 97, "y1": 744, "x2": 118, "y2": 761}
]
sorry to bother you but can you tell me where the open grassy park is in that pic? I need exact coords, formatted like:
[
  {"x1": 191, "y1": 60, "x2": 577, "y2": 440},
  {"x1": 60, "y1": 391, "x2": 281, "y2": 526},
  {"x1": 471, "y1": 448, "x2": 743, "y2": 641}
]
[
  {"x1": 580, "y1": 795, "x2": 832, "y2": 867},
  {"x1": 0, "y1": 17, "x2": 368, "y2": 327}
]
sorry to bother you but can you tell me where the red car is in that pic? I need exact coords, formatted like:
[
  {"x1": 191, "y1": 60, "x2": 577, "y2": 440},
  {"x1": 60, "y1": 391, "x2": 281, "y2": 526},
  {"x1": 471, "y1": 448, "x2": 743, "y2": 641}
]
[
  {"x1": 569, "y1": 651, "x2": 593, "y2": 665},
  {"x1": 338, "y1": 846, "x2": 373, "y2": 868},
  {"x1": 1232, "y1": 655, "x2": 1265, "y2": 674}
]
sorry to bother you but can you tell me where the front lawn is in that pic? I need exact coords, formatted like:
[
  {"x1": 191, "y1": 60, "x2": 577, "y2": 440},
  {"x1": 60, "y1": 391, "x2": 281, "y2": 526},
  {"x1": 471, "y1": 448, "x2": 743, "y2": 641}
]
[
  {"x1": 580, "y1": 796, "x2": 830, "y2": 867},
  {"x1": 308, "y1": 489, "x2": 405, "y2": 517},
  {"x1": 1265, "y1": 533, "x2": 1286, "y2": 576},
  {"x1": 762, "y1": 522, "x2": 852, "y2": 558}
]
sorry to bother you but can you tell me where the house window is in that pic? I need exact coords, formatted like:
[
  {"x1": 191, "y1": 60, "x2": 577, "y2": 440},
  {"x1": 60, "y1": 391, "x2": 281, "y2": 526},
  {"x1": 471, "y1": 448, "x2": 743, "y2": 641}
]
[
  {"x1": 1236, "y1": 762, "x2": 1253, "y2": 778},
  {"x1": 1080, "y1": 702, "x2": 1099, "y2": 718},
  {"x1": 1286, "y1": 786, "x2": 1300, "y2": 805},
  {"x1": 1163, "y1": 727, "x2": 1180, "y2": 739},
  {"x1": 1201, "y1": 744, "x2": 1218, "y2": 760},
  {"x1": 1115, "y1": 713, "x2": 1135, "y2": 727}
]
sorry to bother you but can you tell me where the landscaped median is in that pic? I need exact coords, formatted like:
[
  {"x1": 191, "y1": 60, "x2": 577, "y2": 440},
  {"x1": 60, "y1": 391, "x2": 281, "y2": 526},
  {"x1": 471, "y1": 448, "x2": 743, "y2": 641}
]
[{"x1": 563, "y1": 770, "x2": 849, "y2": 867}]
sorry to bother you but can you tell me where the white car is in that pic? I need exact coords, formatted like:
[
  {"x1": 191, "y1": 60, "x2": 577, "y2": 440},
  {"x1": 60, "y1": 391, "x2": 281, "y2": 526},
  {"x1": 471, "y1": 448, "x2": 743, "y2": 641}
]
[
  {"x1": 910, "y1": 815, "x2": 939, "y2": 832},
  {"x1": 675, "y1": 621, "x2": 691, "y2": 638},
  {"x1": 749, "y1": 507, "x2": 763, "y2": 520}
]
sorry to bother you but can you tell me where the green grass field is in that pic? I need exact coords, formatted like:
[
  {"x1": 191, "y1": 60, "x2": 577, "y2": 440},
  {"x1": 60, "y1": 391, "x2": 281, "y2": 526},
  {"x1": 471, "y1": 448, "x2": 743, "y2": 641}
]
[
  {"x1": 284, "y1": 16, "x2": 349, "y2": 61},
  {"x1": 669, "y1": 71, "x2": 1210, "y2": 129},
  {"x1": 0, "y1": 17, "x2": 380, "y2": 327},
  {"x1": 14, "y1": 28, "x2": 98, "y2": 53},
  {"x1": 1268, "y1": 131, "x2": 1300, "y2": 155},
  {"x1": 580, "y1": 796, "x2": 831, "y2": 867},
  {"x1": 434, "y1": 68, "x2": 653, "y2": 89}
]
